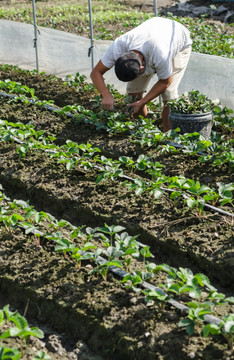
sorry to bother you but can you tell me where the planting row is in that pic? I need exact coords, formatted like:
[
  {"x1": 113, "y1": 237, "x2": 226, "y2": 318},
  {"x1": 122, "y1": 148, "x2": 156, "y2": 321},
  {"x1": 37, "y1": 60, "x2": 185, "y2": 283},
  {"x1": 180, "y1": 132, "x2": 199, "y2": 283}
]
[
  {"x1": 0, "y1": 77, "x2": 233, "y2": 169},
  {"x1": 0, "y1": 185, "x2": 234, "y2": 359},
  {"x1": 0, "y1": 118, "x2": 233, "y2": 215}
]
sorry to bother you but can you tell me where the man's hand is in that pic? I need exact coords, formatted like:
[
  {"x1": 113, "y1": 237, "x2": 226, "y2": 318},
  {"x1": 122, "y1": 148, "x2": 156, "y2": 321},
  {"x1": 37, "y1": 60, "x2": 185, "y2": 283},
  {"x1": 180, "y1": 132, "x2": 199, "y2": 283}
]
[
  {"x1": 90, "y1": 60, "x2": 114, "y2": 111},
  {"x1": 127, "y1": 100, "x2": 144, "y2": 114},
  {"x1": 102, "y1": 93, "x2": 114, "y2": 110}
]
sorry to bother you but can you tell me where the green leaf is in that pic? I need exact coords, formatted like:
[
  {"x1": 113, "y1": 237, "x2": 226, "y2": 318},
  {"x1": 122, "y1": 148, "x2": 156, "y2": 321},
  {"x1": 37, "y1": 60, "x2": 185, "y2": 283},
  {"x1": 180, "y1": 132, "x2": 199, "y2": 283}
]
[
  {"x1": 3, "y1": 305, "x2": 16, "y2": 321},
  {"x1": 223, "y1": 319, "x2": 234, "y2": 333},
  {"x1": 178, "y1": 318, "x2": 193, "y2": 327},
  {"x1": 203, "y1": 323, "x2": 220, "y2": 337},
  {"x1": 226, "y1": 297, "x2": 234, "y2": 304},
  {"x1": 140, "y1": 246, "x2": 153, "y2": 259},
  {"x1": 10, "y1": 213, "x2": 24, "y2": 225},
  {"x1": 108, "y1": 260, "x2": 123, "y2": 268},
  {"x1": 66, "y1": 160, "x2": 74, "y2": 170},
  {"x1": 0, "y1": 310, "x2": 4, "y2": 325},
  {"x1": 135, "y1": 186, "x2": 144, "y2": 196},
  {"x1": 33, "y1": 350, "x2": 51, "y2": 359},
  {"x1": 20, "y1": 327, "x2": 44, "y2": 339},
  {"x1": 82, "y1": 242, "x2": 97, "y2": 251},
  {"x1": 0, "y1": 327, "x2": 20, "y2": 339},
  {"x1": 10, "y1": 313, "x2": 28, "y2": 330},
  {"x1": 152, "y1": 189, "x2": 164, "y2": 199},
  {"x1": 112, "y1": 225, "x2": 126, "y2": 233},
  {"x1": 186, "y1": 198, "x2": 197, "y2": 208},
  {"x1": 54, "y1": 238, "x2": 74, "y2": 252},
  {"x1": 0, "y1": 346, "x2": 21, "y2": 360},
  {"x1": 186, "y1": 323, "x2": 195, "y2": 335}
]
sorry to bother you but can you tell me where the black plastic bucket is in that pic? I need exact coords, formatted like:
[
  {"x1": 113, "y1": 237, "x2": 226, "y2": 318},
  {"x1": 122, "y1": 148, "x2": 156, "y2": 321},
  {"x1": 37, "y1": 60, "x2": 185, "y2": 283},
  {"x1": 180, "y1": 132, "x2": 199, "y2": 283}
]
[{"x1": 169, "y1": 112, "x2": 213, "y2": 139}]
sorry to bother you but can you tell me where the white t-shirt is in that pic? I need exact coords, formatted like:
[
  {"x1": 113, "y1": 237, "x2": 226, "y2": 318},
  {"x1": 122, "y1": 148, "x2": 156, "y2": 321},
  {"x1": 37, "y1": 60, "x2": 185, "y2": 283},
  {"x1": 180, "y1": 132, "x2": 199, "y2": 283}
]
[{"x1": 101, "y1": 17, "x2": 192, "y2": 80}]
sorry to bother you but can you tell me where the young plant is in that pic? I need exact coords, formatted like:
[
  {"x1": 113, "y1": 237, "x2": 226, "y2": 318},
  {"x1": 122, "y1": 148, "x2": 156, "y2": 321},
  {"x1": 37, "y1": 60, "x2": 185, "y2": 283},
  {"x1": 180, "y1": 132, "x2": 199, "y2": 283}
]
[
  {"x1": 0, "y1": 346, "x2": 21, "y2": 360},
  {"x1": 178, "y1": 302, "x2": 212, "y2": 335},
  {"x1": 93, "y1": 224, "x2": 126, "y2": 247},
  {"x1": 33, "y1": 350, "x2": 51, "y2": 360},
  {"x1": 53, "y1": 237, "x2": 96, "y2": 267},
  {"x1": 221, "y1": 314, "x2": 234, "y2": 351},
  {"x1": 114, "y1": 231, "x2": 141, "y2": 269},
  {"x1": 201, "y1": 314, "x2": 234, "y2": 351},
  {"x1": 217, "y1": 182, "x2": 234, "y2": 206},
  {"x1": 0, "y1": 305, "x2": 44, "y2": 355},
  {"x1": 143, "y1": 288, "x2": 171, "y2": 310},
  {"x1": 140, "y1": 245, "x2": 154, "y2": 265},
  {"x1": 89, "y1": 247, "x2": 123, "y2": 281},
  {"x1": 122, "y1": 269, "x2": 154, "y2": 293}
]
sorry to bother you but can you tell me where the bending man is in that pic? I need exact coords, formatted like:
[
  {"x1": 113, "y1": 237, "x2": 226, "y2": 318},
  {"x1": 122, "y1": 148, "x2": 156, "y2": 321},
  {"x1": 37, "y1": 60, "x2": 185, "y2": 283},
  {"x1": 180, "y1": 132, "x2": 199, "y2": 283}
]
[{"x1": 90, "y1": 16, "x2": 192, "y2": 132}]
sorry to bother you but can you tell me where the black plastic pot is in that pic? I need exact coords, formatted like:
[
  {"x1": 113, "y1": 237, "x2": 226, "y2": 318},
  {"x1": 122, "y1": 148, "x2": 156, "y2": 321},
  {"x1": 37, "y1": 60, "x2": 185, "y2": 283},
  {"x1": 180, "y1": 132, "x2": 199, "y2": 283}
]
[{"x1": 169, "y1": 111, "x2": 213, "y2": 139}]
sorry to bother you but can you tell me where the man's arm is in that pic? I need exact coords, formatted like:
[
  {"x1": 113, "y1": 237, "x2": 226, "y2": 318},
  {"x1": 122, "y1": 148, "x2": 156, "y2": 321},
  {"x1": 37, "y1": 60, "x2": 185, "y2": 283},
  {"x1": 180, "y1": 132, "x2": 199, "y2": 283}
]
[
  {"x1": 127, "y1": 76, "x2": 172, "y2": 114},
  {"x1": 90, "y1": 60, "x2": 114, "y2": 110}
]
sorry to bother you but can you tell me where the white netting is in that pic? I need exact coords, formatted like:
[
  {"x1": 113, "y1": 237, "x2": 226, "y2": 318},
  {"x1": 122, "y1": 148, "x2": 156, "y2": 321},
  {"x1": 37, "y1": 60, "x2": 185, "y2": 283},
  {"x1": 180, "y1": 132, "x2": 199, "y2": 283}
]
[{"x1": 0, "y1": 19, "x2": 233, "y2": 109}]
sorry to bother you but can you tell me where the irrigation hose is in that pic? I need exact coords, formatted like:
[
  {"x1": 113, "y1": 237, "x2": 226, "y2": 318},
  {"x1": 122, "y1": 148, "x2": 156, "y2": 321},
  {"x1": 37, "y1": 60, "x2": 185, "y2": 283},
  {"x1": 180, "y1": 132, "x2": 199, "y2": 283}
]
[{"x1": 18, "y1": 222, "x2": 222, "y2": 327}]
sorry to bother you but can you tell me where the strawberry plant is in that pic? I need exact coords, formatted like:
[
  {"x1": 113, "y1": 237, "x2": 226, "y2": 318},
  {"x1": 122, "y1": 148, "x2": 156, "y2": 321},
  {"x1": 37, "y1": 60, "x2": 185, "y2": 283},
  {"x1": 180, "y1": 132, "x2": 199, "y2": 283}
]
[
  {"x1": 178, "y1": 302, "x2": 212, "y2": 335},
  {"x1": 0, "y1": 305, "x2": 44, "y2": 357},
  {"x1": 168, "y1": 90, "x2": 216, "y2": 114}
]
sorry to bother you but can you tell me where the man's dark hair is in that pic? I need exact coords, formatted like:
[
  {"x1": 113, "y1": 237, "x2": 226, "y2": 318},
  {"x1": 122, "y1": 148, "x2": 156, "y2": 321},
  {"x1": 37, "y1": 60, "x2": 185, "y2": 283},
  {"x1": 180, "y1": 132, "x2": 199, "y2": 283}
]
[{"x1": 114, "y1": 51, "x2": 141, "y2": 82}]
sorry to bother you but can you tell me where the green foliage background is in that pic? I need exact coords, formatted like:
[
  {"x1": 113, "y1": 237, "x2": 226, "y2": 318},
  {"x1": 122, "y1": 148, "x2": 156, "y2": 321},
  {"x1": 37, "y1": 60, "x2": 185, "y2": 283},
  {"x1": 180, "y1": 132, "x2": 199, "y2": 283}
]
[{"x1": 0, "y1": 0, "x2": 233, "y2": 58}]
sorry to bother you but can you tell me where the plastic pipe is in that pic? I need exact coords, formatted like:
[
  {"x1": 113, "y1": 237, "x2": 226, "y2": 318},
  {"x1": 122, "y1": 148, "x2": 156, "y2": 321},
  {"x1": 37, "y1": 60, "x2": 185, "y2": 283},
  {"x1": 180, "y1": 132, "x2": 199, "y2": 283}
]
[{"x1": 17, "y1": 222, "x2": 222, "y2": 326}]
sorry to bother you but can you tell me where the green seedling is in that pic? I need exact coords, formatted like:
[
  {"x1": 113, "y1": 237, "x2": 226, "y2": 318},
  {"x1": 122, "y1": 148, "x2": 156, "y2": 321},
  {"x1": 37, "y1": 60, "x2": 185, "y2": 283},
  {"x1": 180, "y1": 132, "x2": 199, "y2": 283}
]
[
  {"x1": 0, "y1": 346, "x2": 21, "y2": 360},
  {"x1": 122, "y1": 270, "x2": 154, "y2": 293},
  {"x1": 63, "y1": 72, "x2": 87, "y2": 90},
  {"x1": 151, "y1": 265, "x2": 216, "y2": 300},
  {"x1": 217, "y1": 182, "x2": 234, "y2": 206},
  {"x1": 143, "y1": 288, "x2": 170, "y2": 309},
  {"x1": 140, "y1": 246, "x2": 154, "y2": 265},
  {"x1": 204, "y1": 290, "x2": 229, "y2": 308},
  {"x1": 202, "y1": 314, "x2": 234, "y2": 351},
  {"x1": 127, "y1": 178, "x2": 148, "y2": 196},
  {"x1": 0, "y1": 213, "x2": 24, "y2": 232},
  {"x1": 33, "y1": 350, "x2": 51, "y2": 359},
  {"x1": 148, "y1": 182, "x2": 165, "y2": 200},
  {"x1": 119, "y1": 156, "x2": 135, "y2": 173},
  {"x1": 0, "y1": 305, "x2": 44, "y2": 355},
  {"x1": 114, "y1": 231, "x2": 141, "y2": 268},
  {"x1": 54, "y1": 237, "x2": 96, "y2": 267},
  {"x1": 178, "y1": 302, "x2": 212, "y2": 335},
  {"x1": 89, "y1": 247, "x2": 123, "y2": 281},
  {"x1": 71, "y1": 243, "x2": 97, "y2": 267},
  {"x1": 0, "y1": 79, "x2": 35, "y2": 98},
  {"x1": 135, "y1": 154, "x2": 154, "y2": 171},
  {"x1": 221, "y1": 314, "x2": 234, "y2": 351},
  {"x1": 96, "y1": 161, "x2": 123, "y2": 183},
  {"x1": 93, "y1": 224, "x2": 126, "y2": 247}
]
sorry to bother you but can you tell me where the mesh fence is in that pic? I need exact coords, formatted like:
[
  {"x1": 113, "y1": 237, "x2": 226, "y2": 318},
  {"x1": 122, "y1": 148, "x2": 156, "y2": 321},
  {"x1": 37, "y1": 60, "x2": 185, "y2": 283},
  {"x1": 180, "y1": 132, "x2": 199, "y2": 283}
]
[{"x1": 0, "y1": 19, "x2": 233, "y2": 109}]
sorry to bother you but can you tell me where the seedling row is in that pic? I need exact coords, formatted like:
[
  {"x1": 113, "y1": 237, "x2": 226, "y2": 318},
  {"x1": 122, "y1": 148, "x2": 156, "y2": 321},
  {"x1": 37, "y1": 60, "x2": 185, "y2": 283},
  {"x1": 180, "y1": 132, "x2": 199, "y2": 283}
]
[{"x1": 0, "y1": 186, "x2": 234, "y2": 355}]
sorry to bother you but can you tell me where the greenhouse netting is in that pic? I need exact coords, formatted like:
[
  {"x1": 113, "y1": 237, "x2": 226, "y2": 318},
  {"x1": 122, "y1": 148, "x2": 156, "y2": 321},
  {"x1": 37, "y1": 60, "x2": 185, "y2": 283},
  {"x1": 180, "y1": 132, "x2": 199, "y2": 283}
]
[{"x1": 0, "y1": 19, "x2": 233, "y2": 110}]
